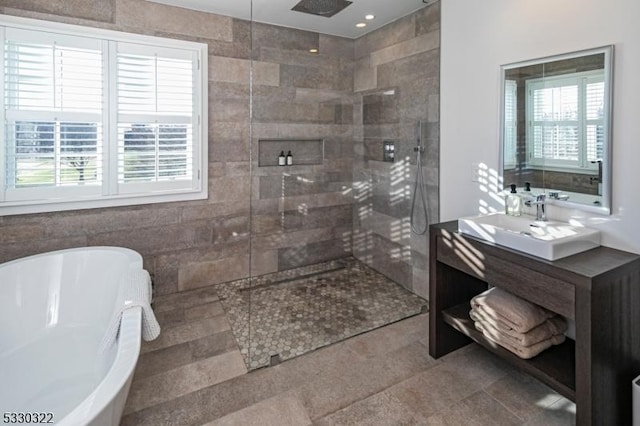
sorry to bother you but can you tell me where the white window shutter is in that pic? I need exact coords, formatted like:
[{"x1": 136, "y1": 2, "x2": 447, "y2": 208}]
[
  {"x1": 115, "y1": 44, "x2": 196, "y2": 191},
  {"x1": 3, "y1": 28, "x2": 104, "y2": 196},
  {"x1": 0, "y1": 16, "x2": 207, "y2": 215}
]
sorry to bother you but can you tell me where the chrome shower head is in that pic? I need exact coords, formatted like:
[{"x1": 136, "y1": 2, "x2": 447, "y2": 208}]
[{"x1": 291, "y1": 0, "x2": 353, "y2": 18}]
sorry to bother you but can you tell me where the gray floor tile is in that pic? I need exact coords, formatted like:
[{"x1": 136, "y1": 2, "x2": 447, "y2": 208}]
[
  {"x1": 153, "y1": 286, "x2": 221, "y2": 313},
  {"x1": 124, "y1": 351, "x2": 247, "y2": 414},
  {"x1": 314, "y1": 391, "x2": 424, "y2": 426},
  {"x1": 523, "y1": 397, "x2": 576, "y2": 425},
  {"x1": 134, "y1": 330, "x2": 239, "y2": 380},
  {"x1": 423, "y1": 391, "x2": 522, "y2": 426},
  {"x1": 125, "y1": 260, "x2": 576, "y2": 426},
  {"x1": 202, "y1": 393, "x2": 312, "y2": 426},
  {"x1": 216, "y1": 257, "x2": 426, "y2": 370},
  {"x1": 140, "y1": 315, "x2": 231, "y2": 354},
  {"x1": 485, "y1": 370, "x2": 564, "y2": 421}
]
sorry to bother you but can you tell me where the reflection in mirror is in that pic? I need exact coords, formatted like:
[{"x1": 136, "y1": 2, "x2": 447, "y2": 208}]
[{"x1": 500, "y1": 46, "x2": 613, "y2": 214}]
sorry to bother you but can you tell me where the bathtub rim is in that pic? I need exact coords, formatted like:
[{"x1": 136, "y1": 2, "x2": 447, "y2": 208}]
[{"x1": 0, "y1": 245, "x2": 143, "y2": 271}]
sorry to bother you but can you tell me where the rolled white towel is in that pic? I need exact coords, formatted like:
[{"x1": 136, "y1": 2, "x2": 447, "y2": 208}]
[{"x1": 99, "y1": 269, "x2": 161, "y2": 353}]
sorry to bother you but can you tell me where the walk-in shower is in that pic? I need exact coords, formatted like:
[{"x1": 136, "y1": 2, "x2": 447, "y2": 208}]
[{"x1": 237, "y1": 0, "x2": 441, "y2": 371}]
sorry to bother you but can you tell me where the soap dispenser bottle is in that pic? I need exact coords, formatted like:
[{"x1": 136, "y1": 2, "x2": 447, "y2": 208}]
[
  {"x1": 278, "y1": 151, "x2": 286, "y2": 166},
  {"x1": 286, "y1": 150, "x2": 293, "y2": 166},
  {"x1": 505, "y1": 184, "x2": 522, "y2": 216}
]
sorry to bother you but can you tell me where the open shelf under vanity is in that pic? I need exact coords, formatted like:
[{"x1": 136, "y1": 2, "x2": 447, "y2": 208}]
[
  {"x1": 442, "y1": 303, "x2": 575, "y2": 400},
  {"x1": 429, "y1": 221, "x2": 640, "y2": 426}
]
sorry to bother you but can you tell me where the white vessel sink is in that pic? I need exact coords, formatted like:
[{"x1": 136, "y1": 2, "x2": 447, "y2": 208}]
[{"x1": 457, "y1": 213, "x2": 601, "y2": 261}]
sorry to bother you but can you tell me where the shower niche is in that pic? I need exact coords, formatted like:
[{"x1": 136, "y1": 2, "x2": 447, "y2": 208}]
[{"x1": 257, "y1": 139, "x2": 324, "y2": 167}]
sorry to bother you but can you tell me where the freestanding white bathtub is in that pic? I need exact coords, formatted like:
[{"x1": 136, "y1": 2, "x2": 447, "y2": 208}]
[{"x1": 0, "y1": 247, "x2": 146, "y2": 426}]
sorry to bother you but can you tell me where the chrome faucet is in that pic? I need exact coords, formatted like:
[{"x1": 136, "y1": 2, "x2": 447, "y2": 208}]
[{"x1": 525, "y1": 194, "x2": 547, "y2": 221}]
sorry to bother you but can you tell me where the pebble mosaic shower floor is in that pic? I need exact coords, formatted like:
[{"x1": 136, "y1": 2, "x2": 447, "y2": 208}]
[{"x1": 215, "y1": 257, "x2": 427, "y2": 370}]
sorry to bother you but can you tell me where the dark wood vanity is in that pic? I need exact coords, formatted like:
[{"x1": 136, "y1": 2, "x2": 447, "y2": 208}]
[{"x1": 429, "y1": 221, "x2": 640, "y2": 425}]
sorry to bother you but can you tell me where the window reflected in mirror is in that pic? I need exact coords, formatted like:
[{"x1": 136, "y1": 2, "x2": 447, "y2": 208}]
[{"x1": 500, "y1": 46, "x2": 613, "y2": 214}]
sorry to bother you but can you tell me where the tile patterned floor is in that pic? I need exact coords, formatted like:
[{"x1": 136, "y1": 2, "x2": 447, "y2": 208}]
[
  {"x1": 215, "y1": 257, "x2": 427, "y2": 370},
  {"x1": 121, "y1": 264, "x2": 577, "y2": 425}
]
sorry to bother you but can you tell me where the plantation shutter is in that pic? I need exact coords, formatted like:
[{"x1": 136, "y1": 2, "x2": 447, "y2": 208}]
[
  {"x1": 503, "y1": 80, "x2": 517, "y2": 168},
  {"x1": 3, "y1": 28, "x2": 104, "y2": 201},
  {"x1": 585, "y1": 79, "x2": 605, "y2": 162},
  {"x1": 530, "y1": 82, "x2": 580, "y2": 165},
  {"x1": 526, "y1": 71, "x2": 605, "y2": 170},
  {"x1": 116, "y1": 43, "x2": 197, "y2": 193}
]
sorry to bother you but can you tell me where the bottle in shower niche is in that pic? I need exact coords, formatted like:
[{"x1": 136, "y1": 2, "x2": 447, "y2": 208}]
[
  {"x1": 505, "y1": 184, "x2": 522, "y2": 216},
  {"x1": 286, "y1": 150, "x2": 293, "y2": 166},
  {"x1": 278, "y1": 151, "x2": 286, "y2": 166}
]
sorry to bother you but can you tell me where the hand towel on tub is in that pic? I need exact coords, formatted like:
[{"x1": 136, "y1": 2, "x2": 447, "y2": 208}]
[
  {"x1": 473, "y1": 319, "x2": 565, "y2": 359},
  {"x1": 99, "y1": 269, "x2": 161, "y2": 353},
  {"x1": 470, "y1": 287, "x2": 555, "y2": 333},
  {"x1": 469, "y1": 306, "x2": 567, "y2": 347}
]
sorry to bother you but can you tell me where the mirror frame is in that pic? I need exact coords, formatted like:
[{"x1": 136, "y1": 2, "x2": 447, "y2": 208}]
[{"x1": 499, "y1": 45, "x2": 614, "y2": 215}]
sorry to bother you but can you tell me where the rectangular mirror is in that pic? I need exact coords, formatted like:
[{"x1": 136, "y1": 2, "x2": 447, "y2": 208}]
[{"x1": 500, "y1": 46, "x2": 614, "y2": 214}]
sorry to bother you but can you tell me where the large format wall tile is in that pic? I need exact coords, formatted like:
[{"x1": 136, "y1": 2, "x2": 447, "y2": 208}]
[
  {"x1": 352, "y1": 2, "x2": 440, "y2": 298},
  {"x1": 0, "y1": 2, "x2": 247, "y2": 296},
  {"x1": 370, "y1": 32, "x2": 440, "y2": 68},
  {"x1": 249, "y1": 29, "x2": 354, "y2": 272},
  {"x1": 354, "y1": 12, "x2": 416, "y2": 60},
  {"x1": 1, "y1": 0, "x2": 115, "y2": 22},
  {"x1": 0, "y1": 1, "x2": 439, "y2": 300},
  {"x1": 116, "y1": 0, "x2": 233, "y2": 41}
]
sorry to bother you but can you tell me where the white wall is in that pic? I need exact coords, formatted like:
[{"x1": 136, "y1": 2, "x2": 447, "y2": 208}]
[{"x1": 441, "y1": 0, "x2": 640, "y2": 253}]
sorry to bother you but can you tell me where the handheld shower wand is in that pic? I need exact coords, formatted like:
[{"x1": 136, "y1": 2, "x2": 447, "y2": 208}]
[{"x1": 410, "y1": 120, "x2": 429, "y2": 235}]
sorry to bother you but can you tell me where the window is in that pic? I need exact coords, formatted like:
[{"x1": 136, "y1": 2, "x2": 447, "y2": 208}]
[
  {"x1": 525, "y1": 70, "x2": 604, "y2": 172},
  {"x1": 0, "y1": 16, "x2": 207, "y2": 215},
  {"x1": 503, "y1": 80, "x2": 517, "y2": 169}
]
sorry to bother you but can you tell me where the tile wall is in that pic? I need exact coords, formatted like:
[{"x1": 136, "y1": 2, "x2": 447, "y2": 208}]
[
  {"x1": 0, "y1": 0, "x2": 254, "y2": 296},
  {"x1": 248, "y1": 23, "x2": 355, "y2": 276},
  {"x1": 0, "y1": 0, "x2": 440, "y2": 300},
  {"x1": 352, "y1": 4, "x2": 441, "y2": 299}
]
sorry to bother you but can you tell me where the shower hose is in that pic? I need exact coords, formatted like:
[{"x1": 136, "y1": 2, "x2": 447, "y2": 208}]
[{"x1": 410, "y1": 121, "x2": 429, "y2": 235}]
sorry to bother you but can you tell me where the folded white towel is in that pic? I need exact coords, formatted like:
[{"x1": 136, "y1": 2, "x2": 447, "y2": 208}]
[
  {"x1": 474, "y1": 319, "x2": 565, "y2": 359},
  {"x1": 471, "y1": 287, "x2": 555, "y2": 333},
  {"x1": 470, "y1": 306, "x2": 567, "y2": 347},
  {"x1": 99, "y1": 269, "x2": 161, "y2": 353}
]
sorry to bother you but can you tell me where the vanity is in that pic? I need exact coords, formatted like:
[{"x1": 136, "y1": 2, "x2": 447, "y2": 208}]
[{"x1": 429, "y1": 220, "x2": 640, "y2": 425}]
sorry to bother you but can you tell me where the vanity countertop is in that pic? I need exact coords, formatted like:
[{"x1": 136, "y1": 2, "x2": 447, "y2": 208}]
[{"x1": 432, "y1": 220, "x2": 640, "y2": 280}]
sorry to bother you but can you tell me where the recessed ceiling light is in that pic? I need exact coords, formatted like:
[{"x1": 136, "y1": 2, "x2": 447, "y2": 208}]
[
  {"x1": 309, "y1": 48, "x2": 318, "y2": 53},
  {"x1": 365, "y1": 14, "x2": 375, "y2": 20},
  {"x1": 356, "y1": 22, "x2": 366, "y2": 28}
]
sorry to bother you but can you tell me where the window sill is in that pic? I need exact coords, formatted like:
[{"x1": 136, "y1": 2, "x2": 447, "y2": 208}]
[
  {"x1": 525, "y1": 164, "x2": 599, "y2": 175},
  {"x1": 0, "y1": 188, "x2": 208, "y2": 216}
]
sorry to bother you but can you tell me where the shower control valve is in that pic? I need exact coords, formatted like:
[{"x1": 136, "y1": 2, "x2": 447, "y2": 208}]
[{"x1": 383, "y1": 141, "x2": 395, "y2": 162}]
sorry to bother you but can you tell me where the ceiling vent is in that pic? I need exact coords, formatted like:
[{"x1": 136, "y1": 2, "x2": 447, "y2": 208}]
[{"x1": 291, "y1": 0, "x2": 353, "y2": 18}]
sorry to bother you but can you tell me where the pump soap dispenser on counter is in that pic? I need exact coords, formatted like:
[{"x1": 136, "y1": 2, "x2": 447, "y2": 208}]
[{"x1": 505, "y1": 184, "x2": 522, "y2": 216}]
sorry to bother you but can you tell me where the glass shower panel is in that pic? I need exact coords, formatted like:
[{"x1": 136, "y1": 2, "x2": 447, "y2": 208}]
[
  {"x1": 246, "y1": 11, "x2": 356, "y2": 370},
  {"x1": 351, "y1": 3, "x2": 440, "y2": 302},
  {"x1": 240, "y1": 1, "x2": 439, "y2": 372},
  {"x1": 196, "y1": 0, "x2": 254, "y2": 372}
]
